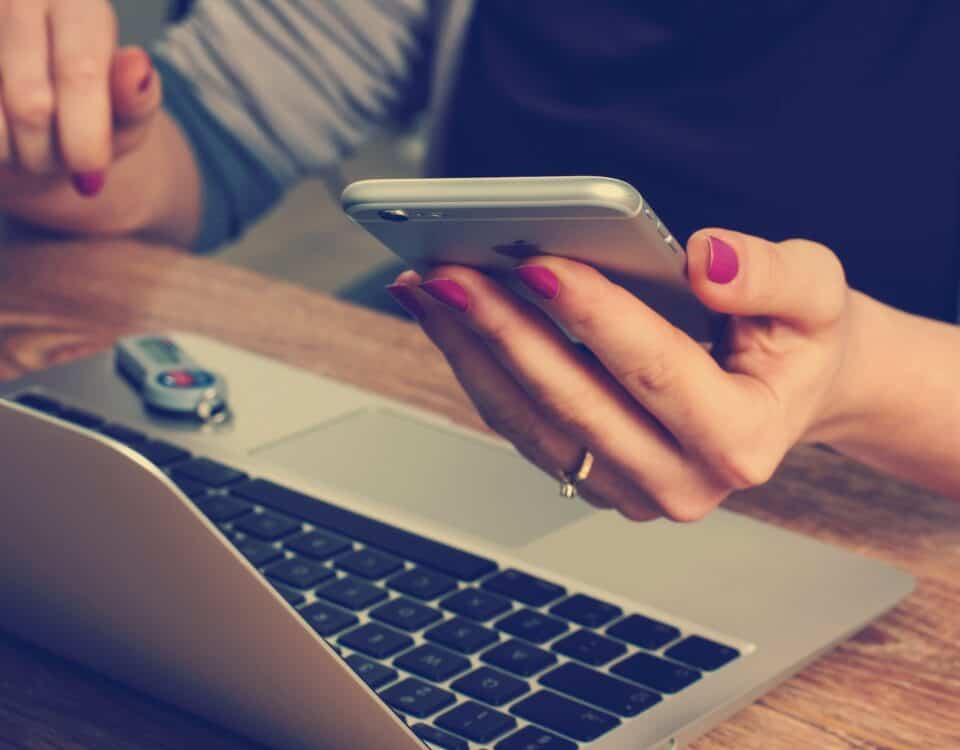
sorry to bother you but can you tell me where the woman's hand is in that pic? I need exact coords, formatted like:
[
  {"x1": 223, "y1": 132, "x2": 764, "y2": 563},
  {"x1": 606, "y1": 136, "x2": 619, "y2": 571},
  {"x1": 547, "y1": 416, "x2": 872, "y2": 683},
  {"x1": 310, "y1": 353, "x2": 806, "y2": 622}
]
[
  {"x1": 387, "y1": 229, "x2": 859, "y2": 522},
  {"x1": 0, "y1": 0, "x2": 162, "y2": 205}
]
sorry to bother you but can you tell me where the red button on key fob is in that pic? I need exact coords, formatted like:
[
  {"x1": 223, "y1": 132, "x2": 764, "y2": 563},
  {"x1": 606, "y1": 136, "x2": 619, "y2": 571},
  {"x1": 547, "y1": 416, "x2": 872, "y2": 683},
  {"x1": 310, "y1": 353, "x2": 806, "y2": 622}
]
[{"x1": 159, "y1": 370, "x2": 195, "y2": 388}]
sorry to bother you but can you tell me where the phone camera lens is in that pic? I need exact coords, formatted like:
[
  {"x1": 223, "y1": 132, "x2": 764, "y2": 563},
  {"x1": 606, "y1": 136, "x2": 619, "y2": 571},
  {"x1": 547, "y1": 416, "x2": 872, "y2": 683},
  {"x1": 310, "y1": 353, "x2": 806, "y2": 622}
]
[{"x1": 378, "y1": 209, "x2": 409, "y2": 222}]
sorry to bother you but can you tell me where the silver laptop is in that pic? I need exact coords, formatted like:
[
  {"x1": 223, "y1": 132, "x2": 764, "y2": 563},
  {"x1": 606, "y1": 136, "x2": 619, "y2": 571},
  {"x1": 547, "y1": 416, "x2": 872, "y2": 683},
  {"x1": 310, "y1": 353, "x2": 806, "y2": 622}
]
[{"x1": 0, "y1": 332, "x2": 912, "y2": 750}]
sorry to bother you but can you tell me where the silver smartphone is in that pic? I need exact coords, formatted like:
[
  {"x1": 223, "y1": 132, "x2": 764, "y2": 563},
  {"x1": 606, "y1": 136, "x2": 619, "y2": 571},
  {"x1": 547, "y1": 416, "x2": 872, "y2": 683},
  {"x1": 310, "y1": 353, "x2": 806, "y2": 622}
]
[{"x1": 341, "y1": 176, "x2": 712, "y2": 340}]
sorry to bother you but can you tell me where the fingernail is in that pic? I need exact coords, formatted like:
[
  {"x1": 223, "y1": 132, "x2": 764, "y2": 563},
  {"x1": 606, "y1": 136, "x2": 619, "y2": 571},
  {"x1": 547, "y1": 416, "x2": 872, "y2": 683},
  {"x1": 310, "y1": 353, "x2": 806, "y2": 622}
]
[
  {"x1": 385, "y1": 284, "x2": 425, "y2": 320},
  {"x1": 138, "y1": 67, "x2": 154, "y2": 94},
  {"x1": 707, "y1": 235, "x2": 739, "y2": 284},
  {"x1": 420, "y1": 279, "x2": 470, "y2": 312},
  {"x1": 514, "y1": 265, "x2": 559, "y2": 300},
  {"x1": 72, "y1": 172, "x2": 105, "y2": 198}
]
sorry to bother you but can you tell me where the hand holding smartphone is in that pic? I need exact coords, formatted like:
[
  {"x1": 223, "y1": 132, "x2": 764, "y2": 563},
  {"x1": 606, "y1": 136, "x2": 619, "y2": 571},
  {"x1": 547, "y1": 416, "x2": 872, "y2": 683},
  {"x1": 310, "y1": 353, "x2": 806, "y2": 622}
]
[{"x1": 341, "y1": 176, "x2": 712, "y2": 340}]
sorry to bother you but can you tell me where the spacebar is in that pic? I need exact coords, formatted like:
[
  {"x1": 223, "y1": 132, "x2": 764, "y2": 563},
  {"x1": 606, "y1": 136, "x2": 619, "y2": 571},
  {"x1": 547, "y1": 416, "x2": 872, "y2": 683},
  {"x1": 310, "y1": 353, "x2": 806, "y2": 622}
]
[{"x1": 230, "y1": 479, "x2": 496, "y2": 581}]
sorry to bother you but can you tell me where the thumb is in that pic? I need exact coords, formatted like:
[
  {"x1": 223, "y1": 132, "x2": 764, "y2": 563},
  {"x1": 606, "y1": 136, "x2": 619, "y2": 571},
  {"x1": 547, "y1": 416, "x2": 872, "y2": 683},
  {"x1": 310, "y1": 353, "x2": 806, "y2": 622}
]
[
  {"x1": 686, "y1": 229, "x2": 849, "y2": 330},
  {"x1": 110, "y1": 46, "x2": 163, "y2": 136}
]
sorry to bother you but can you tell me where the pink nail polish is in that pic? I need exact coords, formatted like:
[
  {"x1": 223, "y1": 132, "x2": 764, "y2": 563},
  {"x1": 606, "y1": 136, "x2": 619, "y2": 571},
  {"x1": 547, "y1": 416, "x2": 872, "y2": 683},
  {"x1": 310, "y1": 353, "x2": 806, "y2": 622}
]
[
  {"x1": 138, "y1": 68, "x2": 154, "y2": 94},
  {"x1": 707, "y1": 235, "x2": 739, "y2": 284},
  {"x1": 72, "y1": 172, "x2": 105, "y2": 198},
  {"x1": 420, "y1": 279, "x2": 470, "y2": 312},
  {"x1": 386, "y1": 284, "x2": 425, "y2": 320},
  {"x1": 514, "y1": 265, "x2": 559, "y2": 300}
]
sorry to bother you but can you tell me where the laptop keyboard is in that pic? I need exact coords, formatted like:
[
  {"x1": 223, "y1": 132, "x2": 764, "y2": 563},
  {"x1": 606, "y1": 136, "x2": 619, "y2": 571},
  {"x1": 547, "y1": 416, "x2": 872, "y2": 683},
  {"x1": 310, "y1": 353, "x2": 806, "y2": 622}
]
[{"x1": 10, "y1": 392, "x2": 743, "y2": 749}]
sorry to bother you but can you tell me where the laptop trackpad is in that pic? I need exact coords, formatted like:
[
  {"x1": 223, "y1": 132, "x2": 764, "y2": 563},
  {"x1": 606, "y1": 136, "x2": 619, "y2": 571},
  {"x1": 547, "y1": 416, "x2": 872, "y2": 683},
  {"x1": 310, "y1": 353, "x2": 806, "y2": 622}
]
[{"x1": 251, "y1": 408, "x2": 589, "y2": 548}]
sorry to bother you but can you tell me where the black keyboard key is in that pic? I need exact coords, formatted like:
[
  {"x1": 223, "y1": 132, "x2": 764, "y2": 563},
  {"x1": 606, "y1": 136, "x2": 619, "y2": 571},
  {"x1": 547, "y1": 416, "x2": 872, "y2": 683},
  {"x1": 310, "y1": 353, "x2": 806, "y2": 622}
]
[
  {"x1": 231, "y1": 479, "x2": 497, "y2": 581},
  {"x1": 412, "y1": 724, "x2": 468, "y2": 750},
  {"x1": 388, "y1": 567, "x2": 457, "y2": 600},
  {"x1": 511, "y1": 691, "x2": 619, "y2": 743},
  {"x1": 665, "y1": 635, "x2": 739, "y2": 671},
  {"x1": 284, "y1": 530, "x2": 351, "y2": 560},
  {"x1": 540, "y1": 663, "x2": 661, "y2": 717},
  {"x1": 607, "y1": 614, "x2": 680, "y2": 650},
  {"x1": 550, "y1": 594, "x2": 622, "y2": 628},
  {"x1": 172, "y1": 457, "x2": 246, "y2": 488},
  {"x1": 272, "y1": 583, "x2": 305, "y2": 607},
  {"x1": 436, "y1": 701, "x2": 516, "y2": 744},
  {"x1": 381, "y1": 678, "x2": 456, "y2": 718},
  {"x1": 229, "y1": 535, "x2": 283, "y2": 567},
  {"x1": 482, "y1": 569, "x2": 566, "y2": 607},
  {"x1": 264, "y1": 557, "x2": 334, "y2": 588},
  {"x1": 495, "y1": 726, "x2": 577, "y2": 750},
  {"x1": 316, "y1": 577, "x2": 388, "y2": 610},
  {"x1": 451, "y1": 667, "x2": 528, "y2": 707},
  {"x1": 552, "y1": 630, "x2": 626, "y2": 666},
  {"x1": 99, "y1": 423, "x2": 147, "y2": 445},
  {"x1": 58, "y1": 407, "x2": 105, "y2": 429},
  {"x1": 300, "y1": 601, "x2": 358, "y2": 637},
  {"x1": 15, "y1": 393, "x2": 61, "y2": 414},
  {"x1": 442, "y1": 589, "x2": 511, "y2": 621},
  {"x1": 611, "y1": 652, "x2": 700, "y2": 694},
  {"x1": 339, "y1": 622, "x2": 413, "y2": 658},
  {"x1": 336, "y1": 548, "x2": 403, "y2": 580},
  {"x1": 370, "y1": 598, "x2": 442, "y2": 632},
  {"x1": 195, "y1": 494, "x2": 253, "y2": 522},
  {"x1": 134, "y1": 440, "x2": 190, "y2": 466},
  {"x1": 425, "y1": 617, "x2": 499, "y2": 654},
  {"x1": 346, "y1": 654, "x2": 398, "y2": 689},
  {"x1": 234, "y1": 512, "x2": 301, "y2": 541},
  {"x1": 395, "y1": 644, "x2": 470, "y2": 682},
  {"x1": 481, "y1": 639, "x2": 556, "y2": 677},
  {"x1": 495, "y1": 609, "x2": 568, "y2": 644},
  {"x1": 172, "y1": 476, "x2": 209, "y2": 499}
]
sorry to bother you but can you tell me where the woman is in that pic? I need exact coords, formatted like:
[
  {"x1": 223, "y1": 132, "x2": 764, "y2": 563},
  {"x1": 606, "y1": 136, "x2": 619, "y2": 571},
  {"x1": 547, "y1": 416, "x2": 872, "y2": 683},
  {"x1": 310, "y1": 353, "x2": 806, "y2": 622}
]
[{"x1": 0, "y1": 0, "x2": 957, "y2": 517}]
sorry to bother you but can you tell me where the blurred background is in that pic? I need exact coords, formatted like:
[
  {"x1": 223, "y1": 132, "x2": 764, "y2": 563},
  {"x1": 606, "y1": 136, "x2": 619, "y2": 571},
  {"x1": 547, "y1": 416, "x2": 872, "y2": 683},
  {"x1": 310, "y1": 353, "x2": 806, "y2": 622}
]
[{"x1": 114, "y1": 0, "x2": 420, "y2": 296}]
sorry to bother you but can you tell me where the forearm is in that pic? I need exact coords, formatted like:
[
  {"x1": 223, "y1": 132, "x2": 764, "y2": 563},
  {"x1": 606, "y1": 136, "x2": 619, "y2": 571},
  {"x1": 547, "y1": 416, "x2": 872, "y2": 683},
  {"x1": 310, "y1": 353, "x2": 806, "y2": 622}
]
[
  {"x1": 4, "y1": 111, "x2": 201, "y2": 248},
  {"x1": 823, "y1": 291, "x2": 960, "y2": 499}
]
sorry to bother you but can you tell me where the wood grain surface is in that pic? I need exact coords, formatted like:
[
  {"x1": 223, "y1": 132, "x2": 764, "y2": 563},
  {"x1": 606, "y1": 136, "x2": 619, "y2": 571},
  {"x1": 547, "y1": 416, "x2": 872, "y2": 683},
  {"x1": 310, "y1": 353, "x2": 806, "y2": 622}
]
[{"x1": 0, "y1": 239, "x2": 957, "y2": 750}]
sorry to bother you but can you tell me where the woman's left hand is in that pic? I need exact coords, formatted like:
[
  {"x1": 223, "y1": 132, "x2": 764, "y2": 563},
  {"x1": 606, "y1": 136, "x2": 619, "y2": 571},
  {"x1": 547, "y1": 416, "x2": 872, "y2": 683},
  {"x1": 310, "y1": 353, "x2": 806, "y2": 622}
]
[{"x1": 387, "y1": 228, "x2": 857, "y2": 522}]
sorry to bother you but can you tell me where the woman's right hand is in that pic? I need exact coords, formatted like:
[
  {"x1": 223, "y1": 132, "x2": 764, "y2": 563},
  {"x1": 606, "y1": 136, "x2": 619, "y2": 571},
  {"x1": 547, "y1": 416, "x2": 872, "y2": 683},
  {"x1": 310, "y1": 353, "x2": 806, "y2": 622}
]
[{"x1": 0, "y1": 0, "x2": 162, "y2": 209}]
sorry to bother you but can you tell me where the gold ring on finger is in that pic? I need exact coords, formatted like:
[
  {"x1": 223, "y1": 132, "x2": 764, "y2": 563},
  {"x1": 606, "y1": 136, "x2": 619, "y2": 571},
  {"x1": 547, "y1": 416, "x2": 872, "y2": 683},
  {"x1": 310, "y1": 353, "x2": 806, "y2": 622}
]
[{"x1": 559, "y1": 449, "x2": 594, "y2": 498}]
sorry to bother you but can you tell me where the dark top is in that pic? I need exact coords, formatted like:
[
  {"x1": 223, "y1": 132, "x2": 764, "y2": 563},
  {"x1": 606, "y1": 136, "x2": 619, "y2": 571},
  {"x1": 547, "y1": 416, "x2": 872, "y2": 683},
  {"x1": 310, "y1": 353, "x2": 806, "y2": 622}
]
[{"x1": 443, "y1": 1, "x2": 960, "y2": 321}]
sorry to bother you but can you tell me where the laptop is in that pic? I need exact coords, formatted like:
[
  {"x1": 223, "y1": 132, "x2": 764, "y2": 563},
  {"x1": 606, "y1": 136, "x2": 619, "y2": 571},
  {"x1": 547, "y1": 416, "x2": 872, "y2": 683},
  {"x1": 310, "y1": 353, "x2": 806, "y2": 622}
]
[{"x1": 0, "y1": 332, "x2": 913, "y2": 750}]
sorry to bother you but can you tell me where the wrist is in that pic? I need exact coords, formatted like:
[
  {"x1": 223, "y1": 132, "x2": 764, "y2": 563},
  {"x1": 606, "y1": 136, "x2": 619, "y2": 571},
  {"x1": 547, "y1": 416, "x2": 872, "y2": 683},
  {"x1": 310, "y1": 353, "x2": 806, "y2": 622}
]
[
  {"x1": 133, "y1": 114, "x2": 202, "y2": 247},
  {"x1": 804, "y1": 289, "x2": 890, "y2": 447}
]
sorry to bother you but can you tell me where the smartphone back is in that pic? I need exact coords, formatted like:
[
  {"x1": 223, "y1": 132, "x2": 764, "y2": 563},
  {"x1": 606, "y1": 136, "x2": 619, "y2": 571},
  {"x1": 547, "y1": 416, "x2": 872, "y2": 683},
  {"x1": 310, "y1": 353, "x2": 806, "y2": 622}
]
[{"x1": 342, "y1": 177, "x2": 712, "y2": 340}]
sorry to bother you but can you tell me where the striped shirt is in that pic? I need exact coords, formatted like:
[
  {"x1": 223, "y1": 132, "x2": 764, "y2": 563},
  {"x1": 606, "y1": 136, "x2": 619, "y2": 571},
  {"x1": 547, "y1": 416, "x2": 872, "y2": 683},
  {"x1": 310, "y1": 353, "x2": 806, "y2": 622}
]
[{"x1": 154, "y1": 0, "x2": 466, "y2": 251}]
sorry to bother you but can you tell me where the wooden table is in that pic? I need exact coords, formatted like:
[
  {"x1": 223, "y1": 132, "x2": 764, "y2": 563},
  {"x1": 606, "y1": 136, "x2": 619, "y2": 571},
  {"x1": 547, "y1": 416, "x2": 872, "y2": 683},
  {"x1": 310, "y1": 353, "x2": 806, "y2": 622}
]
[{"x1": 0, "y1": 238, "x2": 957, "y2": 749}]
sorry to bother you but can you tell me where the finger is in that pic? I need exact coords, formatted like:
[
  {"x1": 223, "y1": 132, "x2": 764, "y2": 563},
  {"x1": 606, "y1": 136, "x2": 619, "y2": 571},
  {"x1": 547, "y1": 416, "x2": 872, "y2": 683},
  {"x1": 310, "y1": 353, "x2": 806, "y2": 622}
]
[
  {"x1": 505, "y1": 256, "x2": 762, "y2": 458},
  {"x1": 49, "y1": 0, "x2": 116, "y2": 182},
  {"x1": 412, "y1": 281, "x2": 647, "y2": 514},
  {"x1": 417, "y1": 267, "x2": 716, "y2": 521},
  {"x1": 109, "y1": 47, "x2": 163, "y2": 160},
  {"x1": 686, "y1": 230, "x2": 848, "y2": 330},
  {"x1": 0, "y1": 2, "x2": 57, "y2": 173},
  {"x1": 388, "y1": 280, "x2": 658, "y2": 519},
  {"x1": 111, "y1": 46, "x2": 161, "y2": 127},
  {"x1": 385, "y1": 269, "x2": 425, "y2": 318}
]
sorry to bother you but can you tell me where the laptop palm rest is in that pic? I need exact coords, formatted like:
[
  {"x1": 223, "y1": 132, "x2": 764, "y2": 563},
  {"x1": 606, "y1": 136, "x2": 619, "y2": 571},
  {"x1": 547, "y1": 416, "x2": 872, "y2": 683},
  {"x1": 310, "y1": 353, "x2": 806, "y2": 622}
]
[{"x1": 251, "y1": 408, "x2": 590, "y2": 548}]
